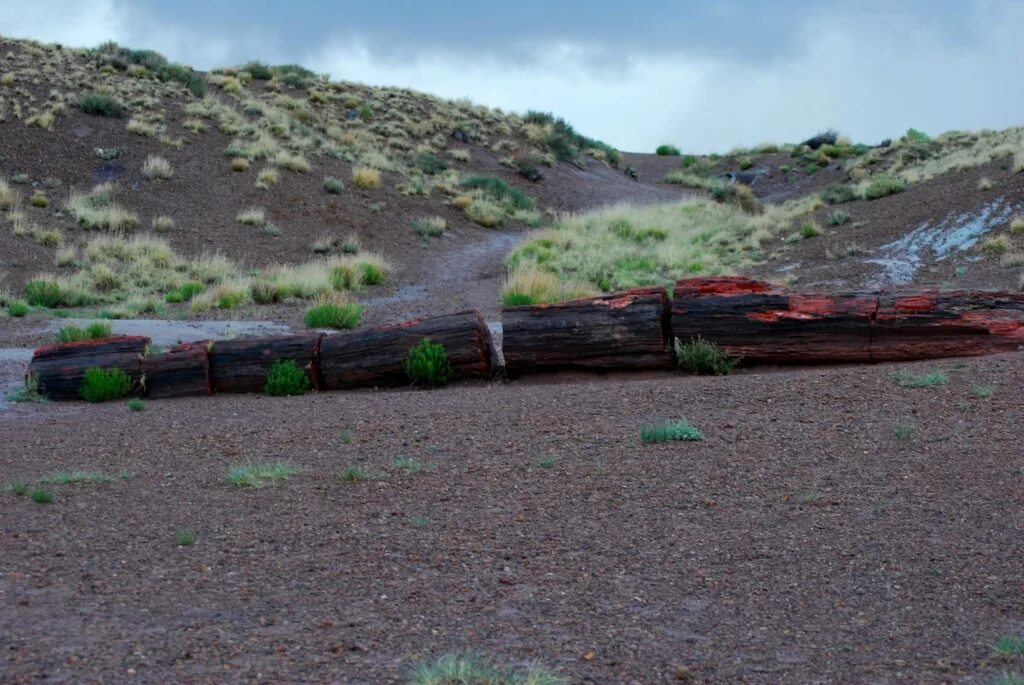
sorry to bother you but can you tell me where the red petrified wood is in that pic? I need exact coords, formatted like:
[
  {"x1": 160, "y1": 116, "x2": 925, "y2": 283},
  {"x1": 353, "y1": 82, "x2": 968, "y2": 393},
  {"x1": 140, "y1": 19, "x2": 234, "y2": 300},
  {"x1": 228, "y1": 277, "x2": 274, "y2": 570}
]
[
  {"x1": 318, "y1": 310, "x2": 492, "y2": 389},
  {"x1": 141, "y1": 341, "x2": 212, "y2": 399},
  {"x1": 672, "y1": 277, "x2": 1024, "y2": 363},
  {"x1": 28, "y1": 336, "x2": 150, "y2": 400},
  {"x1": 501, "y1": 287, "x2": 672, "y2": 375}
]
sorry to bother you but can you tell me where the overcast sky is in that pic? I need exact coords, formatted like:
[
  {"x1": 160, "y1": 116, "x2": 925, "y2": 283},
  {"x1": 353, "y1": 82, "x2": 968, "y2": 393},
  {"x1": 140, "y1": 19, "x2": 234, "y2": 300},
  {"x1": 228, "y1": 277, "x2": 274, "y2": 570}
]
[{"x1": 2, "y1": 1, "x2": 1022, "y2": 152}]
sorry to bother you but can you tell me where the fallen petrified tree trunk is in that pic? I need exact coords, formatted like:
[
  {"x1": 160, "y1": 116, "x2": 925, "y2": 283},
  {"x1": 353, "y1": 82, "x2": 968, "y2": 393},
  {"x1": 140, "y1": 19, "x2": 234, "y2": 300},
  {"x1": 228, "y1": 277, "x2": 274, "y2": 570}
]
[
  {"x1": 672, "y1": 277, "x2": 1024, "y2": 363},
  {"x1": 28, "y1": 336, "x2": 149, "y2": 400},
  {"x1": 142, "y1": 341, "x2": 212, "y2": 399},
  {"x1": 209, "y1": 334, "x2": 321, "y2": 394},
  {"x1": 319, "y1": 310, "x2": 492, "y2": 389},
  {"x1": 502, "y1": 287, "x2": 672, "y2": 375}
]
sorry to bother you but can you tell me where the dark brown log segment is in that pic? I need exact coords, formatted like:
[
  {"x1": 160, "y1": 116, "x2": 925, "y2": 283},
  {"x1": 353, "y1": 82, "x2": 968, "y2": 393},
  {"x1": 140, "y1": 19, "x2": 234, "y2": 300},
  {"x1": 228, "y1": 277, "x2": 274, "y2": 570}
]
[
  {"x1": 142, "y1": 341, "x2": 212, "y2": 399},
  {"x1": 319, "y1": 310, "x2": 492, "y2": 389},
  {"x1": 501, "y1": 287, "x2": 672, "y2": 375},
  {"x1": 672, "y1": 277, "x2": 1024, "y2": 363},
  {"x1": 209, "y1": 334, "x2": 321, "y2": 394},
  {"x1": 872, "y1": 290, "x2": 1024, "y2": 361},
  {"x1": 28, "y1": 336, "x2": 149, "y2": 401}
]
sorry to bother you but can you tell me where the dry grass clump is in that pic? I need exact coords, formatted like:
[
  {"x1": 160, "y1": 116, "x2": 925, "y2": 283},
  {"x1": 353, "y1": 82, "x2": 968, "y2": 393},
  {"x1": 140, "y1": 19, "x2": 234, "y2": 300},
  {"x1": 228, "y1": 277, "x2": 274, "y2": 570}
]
[
  {"x1": 505, "y1": 197, "x2": 810, "y2": 299},
  {"x1": 888, "y1": 127, "x2": 1024, "y2": 183},
  {"x1": 236, "y1": 207, "x2": 267, "y2": 226},
  {"x1": 1010, "y1": 217, "x2": 1024, "y2": 235},
  {"x1": 126, "y1": 117, "x2": 159, "y2": 137},
  {"x1": 246, "y1": 253, "x2": 390, "y2": 305},
  {"x1": 29, "y1": 192, "x2": 49, "y2": 207},
  {"x1": 151, "y1": 215, "x2": 175, "y2": 231},
  {"x1": 26, "y1": 111, "x2": 55, "y2": 130},
  {"x1": 273, "y1": 151, "x2": 310, "y2": 173},
  {"x1": 66, "y1": 183, "x2": 138, "y2": 231},
  {"x1": 502, "y1": 261, "x2": 594, "y2": 306},
  {"x1": 352, "y1": 166, "x2": 381, "y2": 189},
  {"x1": 980, "y1": 234, "x2": 1010, "y2": 256},
  {"x1": 0, "y1": 179, "x2": 16, "y2": 210},
  {"x1": 142, "y1": 154, "x2": 173, "y2": 179},
  {"x1": 256, "y1": 167, "x2": 279, "y2": 189},
  {"x1": 448, "y1": 148, "x2": 471, "y2": 162},
  {"x1": 231, "y1": 157, "x2": 250, "y2": 172}
]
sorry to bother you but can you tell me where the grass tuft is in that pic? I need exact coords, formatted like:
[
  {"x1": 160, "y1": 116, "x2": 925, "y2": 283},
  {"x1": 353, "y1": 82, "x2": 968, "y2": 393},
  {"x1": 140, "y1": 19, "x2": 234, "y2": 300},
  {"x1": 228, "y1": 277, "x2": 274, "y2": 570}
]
[
  {"x1": 31, "y1": 489, "x2": 54, "y2": 504},
  {"x1": 405, "y1": 338, "x2": 453, "y2": 387},
  {"x1": 41, "y1": 470, "x2": 128, "y2": 485},
  {"x1": 674, "y1": 337, "x2": 740, "y2": 375},
  {"x1": 263, "y1": 359, "x2": 311, "y2": 396},
  {"x1": 226, "y1": 462, "x2": 298, "y2": 487},
  {"x1": 79, "y1": 367, "x2": 133, "y2": 402},
  {"x1": 640, "y1": 419, "x2": 704, "y2": 443},
  {"x1": 175, "y1": 529, "x2": 195, "y2": 546},
  {"x1": 304, "y1": 294, "x2": 362, "y2": 329},
  {"x1": 894, "y1": 370, "x2": 949, "y2": 388},
  {"x1": 409, "y1": 653, "x2": 563, "y2": 685}
]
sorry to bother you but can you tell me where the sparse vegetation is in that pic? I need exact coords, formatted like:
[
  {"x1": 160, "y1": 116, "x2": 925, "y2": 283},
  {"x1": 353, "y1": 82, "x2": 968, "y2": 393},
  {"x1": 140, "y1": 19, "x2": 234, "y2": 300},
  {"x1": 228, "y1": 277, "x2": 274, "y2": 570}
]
[
  {"x1": 79, "y1": 367, "x2": 133, "y2": 402},
  {"x1": 237, "y1": 207, "x2": 266, "y2": 226},
  {"x1": 862, "y1": 176, "x2": 906, "y2": 200},
  {"x1": 31, "y1": 489, "x2": 54, "y2": 504},
  {"x1": 9, "y1": 482, "x2": 28, "y2": 496},
  {"x1": 175, "y1": 529, "x2": 195, "y2": 546},
  {"x1": 57, "y1": 320, "x2": 112, "y2": 342},
  {"x1": 67, "y1": 183, "x2": 138, "y2": 231},
  {"x1": 392, "y1": 457, "x2": 437, "y2": 474},
  {"x1": 323, "y1": 177, "x2": 344, "y2": 194},
  {"x1": 827, "y1": 210, "x2": 851, "y2": 226},
  {"x1": 41, "y1": 470, "x2": 128, "y2": 485},
  {"x1": 6, "y1": 371, "x2": 46, "y2": 403},
  {"x1": 127, "y1": 397, "x2": 145, "y2": 412},
  {"x1": 77, "y1": 92, "x2": 123, "y2": 117},
  {"x1": 142, "y1": 155, "x2": 173, "y2": 180},
  {"x1": 994, "y1": 634, "x2": 1024, "y2": 659},
  {"x1": 405, "y1": 338, "x2": 453, "y2": 387},
  {"x1": 408, "y1": 653, "x2": 563, "y2": 685},
  {"x1": 263, "y1": 359, "x2": 311, "y2": 396},
  {"x1": 226, "y1": 462, "x2": 298, "y2": 487},
  {"x1": 353, "y1": 166, "x2": 381, "y2": 189},
  {"x1": 820, "y1": 183, "x2": 858, "y2": 205},
  {"x1": 894, "y1": 370, "x2": 948, "y2": 388},
  {"x1": 640, "y1": 419, "x2": 704, "y2": 443},
  {"x1": 675, "y1": 337, "x2": 740, "y2": 375},
  {"x1": 414, "y1": 216, "x2": 446, "y2": 238}
]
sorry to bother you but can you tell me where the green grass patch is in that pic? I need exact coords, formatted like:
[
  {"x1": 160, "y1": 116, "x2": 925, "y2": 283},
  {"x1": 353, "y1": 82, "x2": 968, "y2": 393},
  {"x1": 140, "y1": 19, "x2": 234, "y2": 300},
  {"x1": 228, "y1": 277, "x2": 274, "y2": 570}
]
[
  {"x1": 655, "y1": 144, "x2": 680, "y2": 156},
  {"x1": 25, "y1": 279, "x2": 63, "y2": 307},
  {"x1": 323, "y1": 177, "x2": 345, "y2": 194},
  {"x1": 127, "y1": 397, "x2": 144, "y2": 412},
  {"x1": 226, "y1": 462, "x2": 298, "y2": 487},
  {"x1": 304, "y1": 299, "x2": 362, "y2": 329},
  {"x1": 459, "y1": 175, "x2": 534, "y2": 210},
  {"x1": 994, "y1": 634, "x2": 1024, "y2": 659},
  {"x1": 40, "y1": 470, "x2": 128, "y2": 485},
  {"x1": 863, "y1": 176, "x2": 906, "y2": 200},
  {"x1": 409, "y1": 653, "x2": 563, "y2": 685},
  {"x1": 77, "y1": 92, "x2": 124, "y2": 117},
  {"x1": 57, "y1": 320, "x2": 111, "y2": 343},
  {"x1": 675, "y1": 336, "x2": 739, "y2": 375},
  {"x1": 79, "y1": 367, "x2": 133, "y2": 402},
  {"x1": 894, "y1": 370, "x2": 948, "y2": 388},
  {"x1": 893, "y1": 425, "x2": 914, "y2": 439},
  {"x1": 640, "y1": 419, "x2": 704, "y2": 444},
  {"x1": 31, "y1": 489, "x2": 54, "y2": 504},
  {"x1": 820, "y1": 183, "x2": 859, "y2": 205},
  {"x1": 392, "y1": 457, "x2": 437, "y2": 474},
  {"x1": 263, "y1": 359, "x2": 311, "y2": 396},
  {"x1": 175, "y1": 529, "x2": 195, "y2": 546},
  {"x1": 9, "y1": 482, "x2": 28, "y2": 496},
  {"x1": 7, "y1": 301, "x2": 28, "y2": 317},
  {"x1": 405, "y1": 338, "x2": 453, "y2": 387}
]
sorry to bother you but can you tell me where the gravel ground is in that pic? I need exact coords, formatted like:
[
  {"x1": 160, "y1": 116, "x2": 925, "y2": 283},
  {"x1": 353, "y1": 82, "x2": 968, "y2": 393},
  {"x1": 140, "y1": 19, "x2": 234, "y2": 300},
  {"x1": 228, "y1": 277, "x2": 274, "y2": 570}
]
[{"x1": 2, "y1": 354, "x2": 1021, "y2": 684}]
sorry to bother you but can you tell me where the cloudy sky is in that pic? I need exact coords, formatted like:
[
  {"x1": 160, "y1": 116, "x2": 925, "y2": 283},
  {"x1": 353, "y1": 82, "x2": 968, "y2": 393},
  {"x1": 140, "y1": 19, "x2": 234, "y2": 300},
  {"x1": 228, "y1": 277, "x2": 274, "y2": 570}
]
[{"x1": 2, "y1": 1, "x2": 1022, "y2": 152}]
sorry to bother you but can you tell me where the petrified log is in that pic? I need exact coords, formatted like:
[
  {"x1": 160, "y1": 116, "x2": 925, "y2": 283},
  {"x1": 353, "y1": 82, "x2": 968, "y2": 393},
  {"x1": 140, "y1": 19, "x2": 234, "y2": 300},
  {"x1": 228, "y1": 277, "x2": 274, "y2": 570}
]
[
  {"x1": 501, "y1": 287, "x2": 672, "y2": 375},
  {"x1": 28, "y1": 336, "x2": 149, "y2": 401},
  {"x1": 142, "y1": 341, "x2": 211, "y2": 399},
  {"x1": 872, "y1": 290, "x2": 1024, "y2": 361},
  {"x1": 672, "y1": 277, "x2": 1024, "y2": 363},
  {"x1": 208, "y1": 334, "x2": 321, "y2": 394},
  {"x1": 319, "y1": 310, "x2": 492, "y2": 389}
]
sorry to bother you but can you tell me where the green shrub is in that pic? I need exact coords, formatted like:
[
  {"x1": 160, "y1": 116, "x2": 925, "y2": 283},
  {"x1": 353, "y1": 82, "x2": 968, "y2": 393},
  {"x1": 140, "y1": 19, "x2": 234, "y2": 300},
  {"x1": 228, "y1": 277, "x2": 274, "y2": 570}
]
[
  {"x1": 164, "y1": 281, "x2": 204, "y2": 303},
  {"x1": 502, "y1": 292, "x2": 536, "y2": 307},
  {"x1": 243, "y1": 61, "x2": 273, "y2": 79},
  {"x1": 904, "y1": 128, "x2": 931, "y2": 143},
  {"x1": 263, "y1": 359, "x2": 311, "y2": 396},
  {"x1": 894, "y1": 370, "x2": 948, "y2": 388},
  {"x1": 413, "y1": 152, "x2": 448, "y2": 175},
  {"x1": 827, "y1": 210, "x2": 851, "y2": 226},
  {"x1": 459, "y1": 175, "x2": 534, "y2": 210},
  {"x1": 175, "y1": 529, "x2": 195, "y2": 545},
  {"x1": 9, "y1": 482, "x2": 27, "y2": 496},
  {"x1": 360, "y1": 261, "x2": 385, "y2": 285},
  {"x1": 31, "y1": 489, "x2": 54, "y2": 504},
  {"x1": 820, "y1": 183, "x2": 859, "y2": 204},
  {"x1": 25, "y1": 279, "x2": 63, "y2": 307},
  {"x1": 404, "y1": 338, "x2": 452, "y2": 387},
  {"x1": 304, "y1": 300, "x2": 362, "y2": 329},
  {"x1": 864, "y1": 176, "x2": 906, "y2": 200},
  {"x1": 127, "y1": 397, "x2": 144, "y2": 412},
  {"x1": 675, "y1": 337, "x2": 740, "y2": 375},
  {"x1": 77, "y1": 92, "x2": 123, "y2": 117},
  {"x1": 640, "y1": 419, "x2": 704, "y2": 443},
  {"x1": 7, "y1": 301, "x2": 29, "y2": 317},
  {"x1": 655, "y1": 144, "x2": 680, "y2": 156},
  {"x1": 58, "y1": 320, "x2": 111, "y2": 343},
  {"x1": 227, "y1": 461, "x2": 298, "y2": 487},
  {"x1": 739, "y1": 158, "x2": 753, "y2": 170},
  {"x1": 322, "y1": 177, "x2": 344, "y2": 194},
  {"x1": 79, "y1": 367, "x2": 133, "y2": 402}
]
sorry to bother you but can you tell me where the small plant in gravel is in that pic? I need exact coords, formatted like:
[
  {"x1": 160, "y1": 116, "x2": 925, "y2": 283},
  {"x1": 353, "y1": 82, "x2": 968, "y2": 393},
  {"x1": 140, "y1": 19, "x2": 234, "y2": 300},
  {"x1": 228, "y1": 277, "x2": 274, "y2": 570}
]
[
  {"x1": 352, "y1": 166, "x2": 381, "y2": 189},
  {"x1": 127, "y1": 398, "x2": 145, "y2": 412},
  {"x1": 142, "y1": 155, "x2": 173, "y2": 180},
  {"x1": 971, "y1": 385, "x2": 992, "y2": 398},
  {"x1": 392, "y1": 457, "x2": 437, "y2": 474},
  {"x1": 7, "y1": 301, "x2": 29, "y2": 317},
  {"x1": 25, "y1": 279, "x2": 63, "y2": 307},
  {"x1": 800, "y1": 221, "x2": 823, "y2": 238},
  {"x1": 9, "y1": 482, "x2": 28, "y2": 496},
  {"x1": 304, "y1": 294, "x2": 362, "y2": 329},
  {"x1": 410, "y1": 516, "x2": 430, "y2": 528},
  {"x1": 79, "y1": 367, "x2": 133, "y2": 402},
  {"x1": 41, "y1": 470, "x2": 128, "y2": 485},
  {"x1": 990, "y1": 672, "x2": 1024, "y2": 685},
  {"x1": 405, "y1": 338, "x2": 453, "y2": 387},
  {"x1": 893, "y1": 425, "x2": 914, "y2": 439},
  {"x1": 863, "y1": 175, "x2": 906, "y2": 200},
  {"x1": 797, "y1": 489, "x2": 823, "y2": 504},
  {"x1": 640, "y1": 420, "x2": 704, "y2": 444},
  {"x1": 31, "y1": 489, "x2": 54, "y2": 504},
  {"x1": 263, "y1": 359, "x2": 311, "y2": 396},
  {"x1": 408, "y1": 653, "x2": 563, "y2": 685},
  {"x1": 237, "y1": 207, "x2": 266, "y2": 226},
  {"x1": 226, "y1": 462, "x2": 298, "y2": 487},
  {"x1": 323, "y1": 177, "x2": 344, "y2": 194},
  {"x1": 175, "y1": 529, "x2": 195, "y2": 546},
  {"x1": 338, "y1": 430, "x2": 354, "y2": 445},
  {"x1": 826, "y1": 209, "x2": 851, "y2": 226},
  {"x1": 675, "y1": 336, "x2": 739, "y2": 375},
  {"x1": 414, "y1": 216, "x2": 446, "y2": 238},
  {"x1": 338, "y1": 465, "x2": 368, "y2": 482},
  {"x1": 77, "y1": 92, "x2": 123, "y2": 117},
  {"x1": 6, "y1": 371, "x2": 46, "y2": 403},
  {"x1": 820, "y1": 183, "x2": 859, "y2": 205},
  {"x1": 894, "y1": 370, "x2": 948, "y2": 388},
  {"x1": 57, "y1": 320, "x2": 111, "y2": 343},
  {"x1": 994, "y1": 634, "x2": 1024, "y2": 659},
  {"x1": 537, "y1": 456, "x2": 558, "y2": 468}
]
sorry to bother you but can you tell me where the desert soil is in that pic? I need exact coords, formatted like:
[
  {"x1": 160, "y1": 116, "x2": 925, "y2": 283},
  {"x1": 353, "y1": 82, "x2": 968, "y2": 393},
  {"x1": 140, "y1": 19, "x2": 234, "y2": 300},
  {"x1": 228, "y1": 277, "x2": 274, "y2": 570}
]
[{"x1": 1, "y1": 352, "x2": 1022, "y2": 684}]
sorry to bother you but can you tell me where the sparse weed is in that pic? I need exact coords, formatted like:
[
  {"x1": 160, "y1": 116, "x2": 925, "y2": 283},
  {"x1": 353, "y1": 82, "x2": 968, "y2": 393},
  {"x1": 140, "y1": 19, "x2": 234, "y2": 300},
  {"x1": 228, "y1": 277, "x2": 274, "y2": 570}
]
[
  {"x1": 392, "y1": 457, "x2": 437, "y2": 474},
  {"x1": 894, "y1": 425, "x2": 914, "y2": 439},
  {"x1": 142, "y1": 155, "x2": 173, "y2": 180},
  {"x1": 226, "y1": 462, "x2": 298, "y2": 487},
  {"x1": 41, "y1": 470, "x2": 128, "y2": 485},
  {"x1": 8, "y1": 482, "x2": 28, "y2": 496},
  {"x1": 414, "y1": 216, "x2": 446, "y2": 238},
  {"x1": 894, "y1": 370, "x2": 948, "y2": 388},
  {"x1": 993, "y1": 634, "x2": 1024, "y2": 659},
  {"x1": 323, "y1": 177, "x2": 344, "y2": 194}
]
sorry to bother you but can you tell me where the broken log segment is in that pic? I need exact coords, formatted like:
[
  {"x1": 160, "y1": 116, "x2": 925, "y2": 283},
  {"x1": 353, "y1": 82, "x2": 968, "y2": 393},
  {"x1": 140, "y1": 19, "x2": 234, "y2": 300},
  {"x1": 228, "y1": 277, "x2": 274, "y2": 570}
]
[
  {"x1": 142, "y1": 341, "x2": 212, "y2": 399},
  {"x1": 28, "y1": 336, "x2": 150, "y2": 401},
  {"x1": 501, "y1": 287, "x2": 672, "y2": 375},
  {"x1": 319, "y1": 310, "x2": 492, "y2": 390},
  {"x1": 672, "y1": 277, "x2": 1024, "y2": 363},
  {"x1": 209, "y1": 334, "x2": 322, "y2": 394}
]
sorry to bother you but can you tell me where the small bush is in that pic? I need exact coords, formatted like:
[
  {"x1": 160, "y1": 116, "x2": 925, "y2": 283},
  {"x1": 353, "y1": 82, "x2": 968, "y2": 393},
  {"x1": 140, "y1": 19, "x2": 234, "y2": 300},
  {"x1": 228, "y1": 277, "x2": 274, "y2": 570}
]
[
  {"x1": 675, "y1": 337, "x2": 740, "y2": 375},
  {"x1": 237, "y1": 207, "x2": 266, "y2": 226},
  {"x1": 152, "y1": 215, "x2": 175, "y2": 231},
  {"x1": 142, "y1": 155, "x2": 173, "y2": 180},
  {"x1": 413, "y1": 151, "x2": 448, "y2": 175},
  {"x1": 894, "y1": 370, "x2": 948, "y2": 388},
  {"x1": 323, "y1": 177, "x2": 344, "y2": 194},
  {"x1": 863, "y1": 176, "x2": 906, "y2": 200},
  {"x1": 800, "y1": 221, "x2": 823, "y2": 238},
  {"x1": 459, "y1": 175, "x2": 534, "y2": 210},
  {"x1": 230, "y1": 157, "x2": 250, "y2": 172},
  {"x1": 79, "y1": 367, "x2": 133, "y2": 402},
  {"x1": 227, "y1": 462, "x2": 298, "y2": 487},
  {"x1": 29, "y1": 192, "x2": 49, "y2": 207},
  {"x1": 31, "y1": 489, "x2": 54, "y2": 504},
  {"x1": 352, "y1": 166, "x2": 381, "y2": 189},
  {"x1": 263, "y1": 359, "x2": 311, "y2": 396},
  {"x1": 58, "y1": 320, "x2": 111, "y2": 343},
  {"x1": 827, "y1": 210, "x2": 851, "y2": 226},
  {"x1": 980, "y1": 234, "x2": 1010, "y2": 256},
  {"x1": 7, "y1": 301, "x2": 29, "y2": 317},
  {"x1": 175, "y1": 529, "x2": 195, "y2": 545},
  {"x1": 77, "y1": 92, "x2": 123, "y2": 117},
  {"x1": 360, "y1": 260, "x2": 385, "y2": 285},
  {"x1": 9, "y1": 482, "x2": 27, "y2": 496},
  {"x1": 414, "y1": 216, "x2": 446, "y2": 238},
  {"x1": 820, "y1": 183, "x2": 858, "y2": 205},
  {"x1": 127, "y1": 397, "x2": 144, "y2": 412},
  {"x1": 304, "y1": 296, "x2": 362, "y2": 329},
  {"x1": 739, "y1": 158, "x2": 753, "y2": 170},
  {"x1": 640, "y1": 419, "x2": 704, "y2": 443},
  {"x1": 25, "y1": 279, "x2": 63, "y2": 307},
  {"x1": 405, "y1": 338, "x2": 453, "y2": 387},
  {"x1": 655, "y1": 144, "x2": 680, "y2": 156}
]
